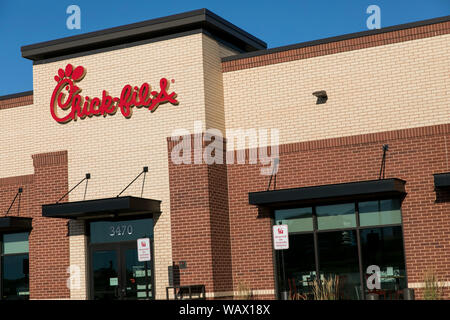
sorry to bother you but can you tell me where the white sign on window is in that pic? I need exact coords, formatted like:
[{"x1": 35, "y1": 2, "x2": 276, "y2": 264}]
[
  {"x1": 273, "y1": 225, "x2": 289, "y2": 250},
  {"x1": 137, "y1": 238, "x2": 151, "y2": 262}
]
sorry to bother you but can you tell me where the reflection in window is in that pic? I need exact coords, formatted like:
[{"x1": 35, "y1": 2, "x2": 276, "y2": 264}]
[
  {"x1": 1, "y1": 233, "x2": 30, "y2": 300},
  {"x1": 318, "y1": 230, "x2": 360, "y2": 300},
  {"x1": 125, "y1": 249, "x2": 152, "y2": 299},
  {"x1": 275, "y1": 199, "x2": 406, "y2": 300},
  {"x1": 92, "y1": 250, "x2": 119, "y2": 300},
  {"x1": 316, "y1": 203, "x2": 356, "y2": 230},
  {"x1": 278, "y1": 234, "x2": 315, "y2": 299},
  {"x1": 360, "y1": 226, "x2": 406, "y2": 298},
  {"x1": 90, "y1": 218, "x2": 153, "y2": 244},
  {"x1": 275, "y1": 207, "x2": 313, "y2": 232},
  {"x1": 359, "y1": 199, "x2": 402, "y2": 226},
  {"x1": 3, "y1": 233, "x2": 29, "y2": 254}
]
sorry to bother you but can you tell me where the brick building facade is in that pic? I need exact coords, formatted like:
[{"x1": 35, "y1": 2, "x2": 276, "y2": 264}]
[{"x1": 0, "y1": 9, "x2": 449, "y2": 300}]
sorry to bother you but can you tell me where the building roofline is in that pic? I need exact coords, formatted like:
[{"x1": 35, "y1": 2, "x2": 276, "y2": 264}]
[
  {"x1": 0, "y1": 90, "x2": 33, "y2": 101},
  {"x1": 21, "y1": 9, "x2": 267, "y2": 62},
  {"x1": 222, "y1": 14, "x2": 450, "y2": 63}
]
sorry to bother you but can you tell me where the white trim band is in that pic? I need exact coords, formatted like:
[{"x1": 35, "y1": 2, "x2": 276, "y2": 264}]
[
  {"x1": 205, "y1": 289, "x2": 275, "y2": 298},
  {"x1": 408, "y1": 281, "x2": 450, "y2": 288}
]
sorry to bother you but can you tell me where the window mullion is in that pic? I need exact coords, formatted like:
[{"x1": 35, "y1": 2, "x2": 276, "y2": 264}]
[
  {"x1": 0, "y1": 235, "x2": 2, "y2": 301},
  {"x1": 312, "y1": 206, "x2": 320, "y2": 279},
  {"x1": 355, "y1": 201, "x2": 365, "y2": 300}
]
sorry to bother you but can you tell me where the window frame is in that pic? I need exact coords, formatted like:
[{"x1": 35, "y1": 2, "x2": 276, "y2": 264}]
[
  {"x1": 273, "y1": 197, "x2": 407, "y2": 300},
  {"x1": 0, "y1": 232, "x2": 30, "y2": 300},
  {"x1": 86, "y1": 214, "x2": 155, "y2": 300}
]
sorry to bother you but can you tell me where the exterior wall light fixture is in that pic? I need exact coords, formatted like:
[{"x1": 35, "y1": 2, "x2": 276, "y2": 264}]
[{"x1": 313, "y1": 90, "x2": 328, "y2": 104}]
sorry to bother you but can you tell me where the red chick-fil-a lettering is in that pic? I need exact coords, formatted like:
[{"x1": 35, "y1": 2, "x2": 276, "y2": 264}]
[{"x1": 50, "y1": 64, "x2": 179, "y2": 123}]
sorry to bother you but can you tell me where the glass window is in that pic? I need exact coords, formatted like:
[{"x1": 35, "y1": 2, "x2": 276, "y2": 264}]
[
  {"x1": 275, "y1": 207, "x2": 313, "y2": 233},
  {"x1": 1, "y1": 233, "x2": 30, "y2": 300},
  {"x1": 360, "y1": 226, "x2": 406, "y2": 298},
  {"x1": 2, "y1": 254, "x2": 29, "y2": 300},
  {"x1": 275, "y1": 198, "x2": 405, "y2": 300},
  {"x1": 124, "y1": 248, "x2": 152, "y2": 299},
  {"x1": 318, "y1": 230, "x2": 361, "y2": 300},
  {"x1": 359, "y1": 199, "x2": 402, "y2": 227},
  {"x1": 90, "y1": 218, "x2": 153, "y2": 244},
  {"x1": 316, "y1": 203, "x2": 356, "y2": 230},
  {"x1": 278, "y1": 234, "x2": 315, "y2": 299},
  {"x1": 92, "y1": 250, "x2": 119, "y2": 300},
  {"x1": 2, "y1": 233, "x2": 29, "y2": 254}
]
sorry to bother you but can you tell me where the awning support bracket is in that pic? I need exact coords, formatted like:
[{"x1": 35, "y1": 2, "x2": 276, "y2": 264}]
[
  {"x1": 57, "y1": 173, "x2": 90, "y2": 203},
  {"x1": 267, "y1": 158, "x2": 279, "y2": 191},
  {"x1": 379, "y1": 144, "x2": 389, "y2": 180},
  {"x1": 5, "y1": 187, "x2": 23, "y2": 216},
  {"x1": 117, "y1": 167, "x2": 148, "y2": 198}
]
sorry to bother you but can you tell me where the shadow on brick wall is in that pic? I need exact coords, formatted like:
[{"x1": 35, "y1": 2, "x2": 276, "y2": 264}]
[
  {"x1": 435, "y1": 189, "x2": 450, "y2": 203},
  {"x1": 257, "y1": 206, "x2": 272, "y2": 219}
]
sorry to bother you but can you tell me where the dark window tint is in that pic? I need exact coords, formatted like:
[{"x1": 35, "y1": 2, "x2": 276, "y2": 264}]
[
  {"x1": 359, "y1": 199, "x2": 402, "y2": 227},
  {"x1": 2, "y1": 254, "x2": 29, "y2": 300},
  {"x1": 360, "y1": 226, "x2": 406, "y2": 297},
  {"x1": 1, "y1": 233, "x2": 30, "y2": 300},
  {"x1": 90, "y1": 218, "x2": 153, "y2": 243},
  {"x1": 275, "y1": 207, "x2": 313, "y2": 232},
  {"x1": 317, "y1": 230, "x2": 361, "y2": 300},
  {"x1": 278, "y1": 233, "x2": 316, "y2": 299},
  {"x1": 316, "y1": 203, "x2": 356, "y2": 230},
  {"x1": 92, "y1": 250, "x2": 119, "y2": 300}
]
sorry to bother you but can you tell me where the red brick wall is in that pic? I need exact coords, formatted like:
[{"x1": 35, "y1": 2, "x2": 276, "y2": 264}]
[
  {"x1": 0, "y1": 94, "x2": 33, "y2": 110},
  {"x1": 0, "y1": 150, "x2": 69, "y2": 299},
  {"x1": 167, "y1": 134, "x2": 233, "y2": 297},
  {"x1": 227, "y1": 165, "x2": 275, "y2": 298},
  {"x1": 227, "y1": 123, "x2": 450, "y2": 299},
  {"x1": 167, "y1": 124, "x2": 450, "y2": 299},
  {"x1": 207, "y1": 159, "x2": 233, "y2": 294}
]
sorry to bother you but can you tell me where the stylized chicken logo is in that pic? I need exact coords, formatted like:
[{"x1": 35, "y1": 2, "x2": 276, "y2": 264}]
[
  {"x1": 50, "y1": 63, "x2": 178, "y2": 123},
  {"x1": 53, "y1": 63, "x2": 85, "y2": 94}
]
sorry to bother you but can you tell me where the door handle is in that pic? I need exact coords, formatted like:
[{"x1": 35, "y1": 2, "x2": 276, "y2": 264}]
[{"x1": 114, "y1": 287, "x2": 126, "y2": 299}]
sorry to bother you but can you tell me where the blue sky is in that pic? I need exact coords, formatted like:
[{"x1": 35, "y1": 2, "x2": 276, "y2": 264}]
[{"x1": 0, "y1": 0, "x2": 449, "y2": 96}]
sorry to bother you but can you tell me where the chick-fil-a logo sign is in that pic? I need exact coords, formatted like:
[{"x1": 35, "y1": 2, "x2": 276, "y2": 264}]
[{"x1": 50, "y1": 64, "x2": 178, "y2": 123}]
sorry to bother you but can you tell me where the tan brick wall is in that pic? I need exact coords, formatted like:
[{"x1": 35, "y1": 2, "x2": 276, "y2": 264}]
[
  {"x1": 0, "y1": 32, "x2": 231, "y2": 299},
  {"x1": 68, "y1": 220, "x2": 88, "y2": 300},
  {"x1": 223, "y1": 33, "x2": 450, "y2": 148},
  {"x1": 203, "y1": 36, "x2": 233, "y2": 132}
]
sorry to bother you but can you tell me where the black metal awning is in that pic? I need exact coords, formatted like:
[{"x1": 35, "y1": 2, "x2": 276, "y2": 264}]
[
  {"x1": 42, "y1": 196, "x2": 161, "y2": 219},
  {"x1": 434, "y1": 172, "x2": 450, "y2": 189},
  {"x1": 0, "y1": 217, "x2": 33, "y2": 233},
  {"x1": 249, "y1": 178, "x2": 407, "y2": 208}
]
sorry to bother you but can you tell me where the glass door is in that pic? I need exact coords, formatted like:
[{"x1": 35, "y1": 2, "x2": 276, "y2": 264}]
[
  {"x1": 89, "y1": 217, "x2": 154, "y2": 300},
  {"x1": 90, "y1": 242, "x2": 153, "y2": 300},
  {"x1": 91, "y1": 246, "x2": 120, "y2": 300},
  {"x1": 121, "y1": 243, "x2": 152, "y2": 300}
]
